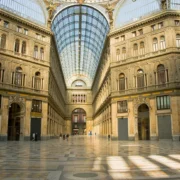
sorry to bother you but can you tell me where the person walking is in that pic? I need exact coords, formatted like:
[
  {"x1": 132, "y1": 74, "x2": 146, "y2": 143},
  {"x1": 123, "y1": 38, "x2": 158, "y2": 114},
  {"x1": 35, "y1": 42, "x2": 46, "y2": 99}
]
[
  {"x1": 63, "y1": 134, "x2": 65, "y2": 140},
  {"x1": 66, "y1": 134, "x2": 69, "y2": 141}
]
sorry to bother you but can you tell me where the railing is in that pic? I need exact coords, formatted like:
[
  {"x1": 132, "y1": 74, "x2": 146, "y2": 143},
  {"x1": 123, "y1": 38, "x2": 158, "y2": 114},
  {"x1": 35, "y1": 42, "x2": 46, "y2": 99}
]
[
  {"x1": 0, "y1": 82, "x2": 48, "y2": 96},
  {"x1": 112, "y1": 47, "x2": 180, "y2": 67},
  {"x1": 0, "y1": 48, "x2": 49, "y2": 66},
  {"x1": 112, "y1": 82, "x2": 180, "y2": 97}
]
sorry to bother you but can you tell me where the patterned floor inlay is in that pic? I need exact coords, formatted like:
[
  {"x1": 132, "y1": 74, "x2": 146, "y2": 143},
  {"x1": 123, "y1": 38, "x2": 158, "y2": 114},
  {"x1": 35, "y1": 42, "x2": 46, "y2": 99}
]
[{"x1": 0, "y1": 136, "x2": 180, "y2": 180}]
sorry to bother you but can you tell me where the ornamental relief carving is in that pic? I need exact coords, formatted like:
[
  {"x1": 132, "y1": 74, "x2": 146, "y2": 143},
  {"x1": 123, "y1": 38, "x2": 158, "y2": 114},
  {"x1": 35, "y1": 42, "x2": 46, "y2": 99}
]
[
  {"x1": 9, "y1": 95, "x2": 26, "y2": 114},
  {"x1": 133, "y1": 96, "x2": 151, "y2": 116}
]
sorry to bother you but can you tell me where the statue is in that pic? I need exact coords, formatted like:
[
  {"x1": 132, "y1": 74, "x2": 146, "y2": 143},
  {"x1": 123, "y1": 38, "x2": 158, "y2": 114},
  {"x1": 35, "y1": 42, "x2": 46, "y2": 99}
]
[
  {"x1": 106, "y1": 3, "x2": 114, "y2": 28},
  {"x1": 44, "y1": 0, "x2": 60, "y2": 24},
  {"x1": 161, "y1": 0, "x2": 167, "y2": 10}
]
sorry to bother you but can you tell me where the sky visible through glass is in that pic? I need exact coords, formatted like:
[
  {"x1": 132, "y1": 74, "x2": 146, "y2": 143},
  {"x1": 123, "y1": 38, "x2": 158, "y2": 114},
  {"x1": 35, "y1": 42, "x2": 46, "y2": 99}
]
[{"x1": 0, "y1": 0, "x2": 46, "y2": 25}]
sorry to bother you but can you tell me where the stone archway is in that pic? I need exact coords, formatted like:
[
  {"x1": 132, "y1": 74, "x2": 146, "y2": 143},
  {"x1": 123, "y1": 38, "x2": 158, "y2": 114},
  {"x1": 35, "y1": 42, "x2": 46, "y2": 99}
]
[
  {"x1": 72, "y1": 108, "x2": 86, "y2": 135},
  {"x1": 8, "y1": 96, "x2": 25, "y2": 141},
  {"x1": 138, "y1": 104, "x2": 150, "y2": 140}
]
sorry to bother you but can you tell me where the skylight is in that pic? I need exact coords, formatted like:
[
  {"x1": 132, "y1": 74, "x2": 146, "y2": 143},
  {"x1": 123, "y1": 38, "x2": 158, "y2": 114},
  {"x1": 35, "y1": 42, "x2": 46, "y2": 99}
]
[{"x1": 52, "y1": 5, "x2": 109, "y2": 87}]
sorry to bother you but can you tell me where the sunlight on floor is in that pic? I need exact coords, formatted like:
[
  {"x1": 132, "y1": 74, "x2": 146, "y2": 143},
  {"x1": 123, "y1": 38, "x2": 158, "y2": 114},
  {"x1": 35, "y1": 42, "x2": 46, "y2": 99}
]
[
  {"x1": 129, "y1": 156, "x2": 160, "y2": 170},
  {"x1": 169, "y1": 154, "x2": 180, "y2": 160},
  {"x1": 149, "y1": 155, "x2": 180, "y2": 169},
  {"x1": 106, "y1": 156, "x2": 130, "y2": 170}
]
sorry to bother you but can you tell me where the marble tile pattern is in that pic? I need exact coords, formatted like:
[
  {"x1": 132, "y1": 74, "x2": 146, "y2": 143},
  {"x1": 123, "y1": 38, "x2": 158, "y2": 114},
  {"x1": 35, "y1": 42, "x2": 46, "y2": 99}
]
[{"x1": 0, "y1": 136, "x2": 180, "y2": 180}]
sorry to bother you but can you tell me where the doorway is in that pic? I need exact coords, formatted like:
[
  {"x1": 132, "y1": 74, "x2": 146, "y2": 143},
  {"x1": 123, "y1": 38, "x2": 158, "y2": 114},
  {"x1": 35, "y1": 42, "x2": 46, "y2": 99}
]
[
  {"x1": 118, "y1": 118, "x2": 128, "y2": 140},
  {"x1": 158, "y1": 115, "x2": 172, "y2": 139},
  {"x1": 138, "y1": 104, "x2": 150, "y2": 140},
  {"x1": 72, "y1": 108, "x2": 86, "y2": 135},
  {"x1": 8, "y1": 103, "x2": 21, "y2": 141},
  {"x1": 30, "y1": 118, "x2": 41, "y2": 140}
]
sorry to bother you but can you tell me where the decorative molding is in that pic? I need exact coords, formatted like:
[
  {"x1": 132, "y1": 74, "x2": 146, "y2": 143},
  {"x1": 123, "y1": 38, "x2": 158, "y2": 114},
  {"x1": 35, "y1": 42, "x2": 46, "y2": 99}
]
[
  {"x1": 9, "y1": 95, "x2": 26, "y2": 114},
  {"x1": 133, "y1": 96, "x2": 151, "y2": 116}
]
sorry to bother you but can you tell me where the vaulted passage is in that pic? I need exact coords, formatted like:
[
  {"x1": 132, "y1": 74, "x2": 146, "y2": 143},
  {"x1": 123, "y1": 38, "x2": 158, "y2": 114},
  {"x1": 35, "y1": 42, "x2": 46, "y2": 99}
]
[{"x1": 52, "y1": 5, "x2": 109, "y2": 87}]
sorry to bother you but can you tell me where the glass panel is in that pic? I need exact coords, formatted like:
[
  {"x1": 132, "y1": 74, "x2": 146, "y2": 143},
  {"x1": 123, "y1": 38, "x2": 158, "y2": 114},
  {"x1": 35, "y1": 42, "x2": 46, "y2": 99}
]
[
  {"x1": 115, "y1": 0, "x2": 160, "y2": 28},
  {"x1": 0, "y1": 0, "x2": 46, "y2": 25},
  {"x1": 52, "y1": 5, "x2": 109, "y2": 86}
]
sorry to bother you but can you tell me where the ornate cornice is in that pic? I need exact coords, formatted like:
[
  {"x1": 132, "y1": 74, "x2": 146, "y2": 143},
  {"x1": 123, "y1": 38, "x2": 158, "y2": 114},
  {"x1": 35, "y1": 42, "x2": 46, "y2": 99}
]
[
  {"x1": 109, "y1": 10, "x2": 180, "y2": 37},
  {"x1": 0, "y1": 9, "x2": 53, "y2": 35}
]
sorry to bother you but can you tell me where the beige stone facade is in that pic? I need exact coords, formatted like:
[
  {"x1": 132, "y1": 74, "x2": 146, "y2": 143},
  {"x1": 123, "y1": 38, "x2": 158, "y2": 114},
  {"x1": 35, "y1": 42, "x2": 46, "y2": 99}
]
[
  {"x1": 92, "y1": 10, "x2": 180, "y2": 141},
  {"x1": 0, "y1": 1, "x2": 179, "y2": 141}
]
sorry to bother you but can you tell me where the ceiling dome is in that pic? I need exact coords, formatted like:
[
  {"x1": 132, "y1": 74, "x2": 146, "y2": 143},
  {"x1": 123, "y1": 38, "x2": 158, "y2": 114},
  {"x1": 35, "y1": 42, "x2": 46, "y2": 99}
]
[{"x1": 0, "y1": 0, "x2": 47, "y2": 25}]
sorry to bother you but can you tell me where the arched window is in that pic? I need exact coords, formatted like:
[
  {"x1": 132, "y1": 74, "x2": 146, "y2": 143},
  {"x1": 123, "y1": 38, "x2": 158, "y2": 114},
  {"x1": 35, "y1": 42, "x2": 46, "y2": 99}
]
[
  {"x1": 160, "y1": 36, "x2": 166, "y2": 50},
  {"x1": 176, "y1": 34, "x2": 180, "y2": 47},
  {"x1": 133, "y1": 43, "x2": 138, "y2": 56},
  {"x1": 0, "y1": 34, "x2": 6, "y2": 49},
  {"x1": 157, "y1": 64, "x2": 166, "y2": 85},
  {"x1": 34, "y1": 72, "x2": 41, "y2": 90},
  {"x1": 137, "y1": 69, "x2": 144, "y2": 88},
  {"x1": 14, "y1": 39, "x2": 20, "y2": 53},
  {"x1": 140, "y1": 41, "x2": 145, "y2": 55},
  {"x1": 21, "y1": 41, "x2": 26, "y2": 54},
  {"x1": 116, "y1": 49, "x2": 120, "y2": 61},
  {"x1": 153, "y1": 37, "x2": 158, "y2": 51},
  {"x1": 119, "y1": 73, "x2": 125, "y2": 90},
  {"x1": 34, "y1": 46, "x2": 38, "y2": 59},
  {"x1": 72, "y1": 80, "x2": 86, "y2": 87},
  {"x1": 15, "y1": 67, "x2": 23, "y2": 86},
  {"x1": 40, "y1": 47, "x2": 44, "y2": 60},
  {"x1": 122, "y1": 47, "x2": 126, "y2": 60}
]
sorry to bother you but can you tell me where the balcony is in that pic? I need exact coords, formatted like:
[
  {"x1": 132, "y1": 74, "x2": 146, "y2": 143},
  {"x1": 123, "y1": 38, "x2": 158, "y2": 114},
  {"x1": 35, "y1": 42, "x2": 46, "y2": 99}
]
[
  {"x1": 112, "y1": 82, "x2": 180, "y2": 97},
  {"x1": 0, "y1": 82, "x2": 48, "y2": 96}
]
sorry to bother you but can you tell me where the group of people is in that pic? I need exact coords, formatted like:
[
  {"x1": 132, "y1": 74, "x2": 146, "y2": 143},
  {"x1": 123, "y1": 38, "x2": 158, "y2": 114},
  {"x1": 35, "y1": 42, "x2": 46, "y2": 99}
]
[{"x1": 59, "y1": 133, "x2": 69, "y2": 140}]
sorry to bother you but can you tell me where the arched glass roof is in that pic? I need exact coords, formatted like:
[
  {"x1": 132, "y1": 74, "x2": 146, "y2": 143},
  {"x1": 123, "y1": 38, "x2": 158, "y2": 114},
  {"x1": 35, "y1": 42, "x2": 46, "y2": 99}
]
[
  {"x1": 170, "y1": 0, "x2": 180, "y2": 10},
  {"x1": 52, "y1": 5, "x2": 109, "y2": 87},
  {"x1": 114, "y1": 0, "x2": 160, "y2": 28},
  {"x1": 0, "y1": 0, "x2": 46, "y2": 25}
]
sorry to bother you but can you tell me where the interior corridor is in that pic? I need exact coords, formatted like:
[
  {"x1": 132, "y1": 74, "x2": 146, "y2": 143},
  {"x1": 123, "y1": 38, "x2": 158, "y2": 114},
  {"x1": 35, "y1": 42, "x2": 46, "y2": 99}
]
[{"x1": 0, "y1": 136, "x2": 180, "y2": 180}]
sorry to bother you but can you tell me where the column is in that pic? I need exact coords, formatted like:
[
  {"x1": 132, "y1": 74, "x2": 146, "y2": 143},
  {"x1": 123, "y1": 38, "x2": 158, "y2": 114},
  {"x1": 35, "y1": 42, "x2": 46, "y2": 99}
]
[
  {"x1": 41, "y1": 102, "x2": 48, "y2": 140},
  {"x1": 171, "y1": 96, "x2": 180, "y2": 141},
  {"x1": 24, "y1": 100, "x2": 31, "y2": 140},
  {"x1": 150, "y1": 98, "x2": 157, "y2": 140},
  {"x1": 0, "y1": 97, "x2": 9, "y2": 140},
  {"x1": 128, "y1": 101, "x2": 135, "y2": 140}
]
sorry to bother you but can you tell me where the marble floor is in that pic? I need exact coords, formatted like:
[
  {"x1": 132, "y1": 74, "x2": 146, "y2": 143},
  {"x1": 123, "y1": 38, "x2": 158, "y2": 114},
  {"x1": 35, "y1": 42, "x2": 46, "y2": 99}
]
[{"x1": 0, "y1": 136, "x2": 180, "y2": 180}]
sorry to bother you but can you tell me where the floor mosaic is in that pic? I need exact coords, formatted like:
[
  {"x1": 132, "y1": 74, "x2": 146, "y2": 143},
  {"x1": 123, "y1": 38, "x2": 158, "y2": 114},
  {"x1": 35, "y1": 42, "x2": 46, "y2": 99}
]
[{"x1": 0, "y1": 136, "x2": 180, "y2": 180}]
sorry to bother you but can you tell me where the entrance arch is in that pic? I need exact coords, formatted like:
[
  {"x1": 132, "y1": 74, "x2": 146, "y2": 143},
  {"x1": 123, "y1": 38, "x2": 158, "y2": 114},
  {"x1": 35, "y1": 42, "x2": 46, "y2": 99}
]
[
  {"x1": 72, "y1": 108, "x2": 86, "y2": 135},
  {"x1": 138, "y1": 104, "x2": 150, "y2": 140},
  {"x1": 8, "y1": 103, "x2": 21, "y2": 141}
]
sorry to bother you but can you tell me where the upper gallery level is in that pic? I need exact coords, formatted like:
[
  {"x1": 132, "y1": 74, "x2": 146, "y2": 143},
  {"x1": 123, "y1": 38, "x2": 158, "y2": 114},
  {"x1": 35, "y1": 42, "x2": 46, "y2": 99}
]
[
  {"x1": 0, "y1": 0, "x2": 180, "y2": 90},
  {"x1": 0, "y1": 14, "x2": 51, "y2": 66}
]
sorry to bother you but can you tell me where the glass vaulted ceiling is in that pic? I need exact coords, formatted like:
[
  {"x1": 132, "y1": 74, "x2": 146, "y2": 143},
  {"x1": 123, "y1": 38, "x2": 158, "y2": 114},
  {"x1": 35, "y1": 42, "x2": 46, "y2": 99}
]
[{"x1": 52, "y1": 5, "x2": 109, "y2": 87}]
